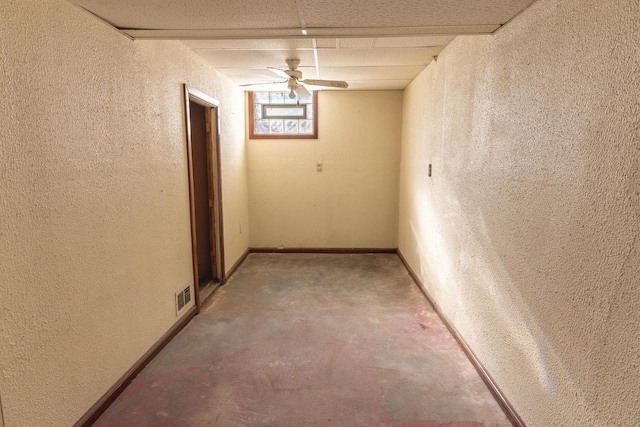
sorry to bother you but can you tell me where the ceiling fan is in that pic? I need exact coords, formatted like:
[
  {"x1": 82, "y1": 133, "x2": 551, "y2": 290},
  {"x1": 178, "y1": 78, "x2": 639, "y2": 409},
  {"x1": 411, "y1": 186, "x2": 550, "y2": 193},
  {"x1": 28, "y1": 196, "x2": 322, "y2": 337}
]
[{"x1": 245, "y1": 59, "x2": 349, "y2": 99}]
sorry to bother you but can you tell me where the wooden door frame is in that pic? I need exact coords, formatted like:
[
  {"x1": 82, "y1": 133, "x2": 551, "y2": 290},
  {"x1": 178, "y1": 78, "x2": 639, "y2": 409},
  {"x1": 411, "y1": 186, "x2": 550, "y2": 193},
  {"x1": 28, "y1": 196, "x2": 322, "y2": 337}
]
[{"x1": 183, "y1": 84, "x2": 225, "y2": 312}]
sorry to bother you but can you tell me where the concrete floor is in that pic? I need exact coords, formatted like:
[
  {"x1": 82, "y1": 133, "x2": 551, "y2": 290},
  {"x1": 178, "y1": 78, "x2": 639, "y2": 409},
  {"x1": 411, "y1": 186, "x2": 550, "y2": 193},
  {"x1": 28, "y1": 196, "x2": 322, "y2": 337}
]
[{"x1": 95, "y1": 253, "x2": 511, "y2": 427}]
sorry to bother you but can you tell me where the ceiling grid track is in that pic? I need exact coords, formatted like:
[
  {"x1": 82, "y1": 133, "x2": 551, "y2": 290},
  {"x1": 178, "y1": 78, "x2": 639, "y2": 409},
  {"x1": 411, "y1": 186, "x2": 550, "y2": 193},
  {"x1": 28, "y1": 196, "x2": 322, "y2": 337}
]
[{"x1": 312, "y1": 38, "x2": 321, "y2": 79}]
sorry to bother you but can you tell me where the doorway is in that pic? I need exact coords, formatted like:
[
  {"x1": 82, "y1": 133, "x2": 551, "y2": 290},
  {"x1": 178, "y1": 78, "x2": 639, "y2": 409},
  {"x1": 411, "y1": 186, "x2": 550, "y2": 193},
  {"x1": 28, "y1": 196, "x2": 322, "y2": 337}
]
[{"x1": 183, "y1": 85, "x2": 225, "y2": 311}]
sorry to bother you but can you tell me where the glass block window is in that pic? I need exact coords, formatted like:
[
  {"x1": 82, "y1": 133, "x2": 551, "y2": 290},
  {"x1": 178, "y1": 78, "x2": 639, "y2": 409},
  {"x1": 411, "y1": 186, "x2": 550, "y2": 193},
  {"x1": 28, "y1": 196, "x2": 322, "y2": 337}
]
[{"x1": 249, "y1": 91, "x2": 318, "y2": 139}]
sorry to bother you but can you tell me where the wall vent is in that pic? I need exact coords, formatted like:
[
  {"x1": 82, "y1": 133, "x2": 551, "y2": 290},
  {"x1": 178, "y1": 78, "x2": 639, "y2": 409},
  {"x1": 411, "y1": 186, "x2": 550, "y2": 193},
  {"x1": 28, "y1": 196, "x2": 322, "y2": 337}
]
[{"x1": 176, "y1": 285, "x2": 192, "y2": 315}]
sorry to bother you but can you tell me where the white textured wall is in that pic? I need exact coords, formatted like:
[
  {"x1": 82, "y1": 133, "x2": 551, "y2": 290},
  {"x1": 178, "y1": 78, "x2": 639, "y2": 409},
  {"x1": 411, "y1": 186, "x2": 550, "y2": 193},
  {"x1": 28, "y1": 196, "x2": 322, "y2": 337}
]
[
  {"x1": 248, "y1": 91, "x2": 402, "y2": 248},
  {"x1": 398, "y1": 0, "x2": 640, "y2": 425},
  {"x1": 0, "y1": 0, "x2": 249, "y2": 425}
]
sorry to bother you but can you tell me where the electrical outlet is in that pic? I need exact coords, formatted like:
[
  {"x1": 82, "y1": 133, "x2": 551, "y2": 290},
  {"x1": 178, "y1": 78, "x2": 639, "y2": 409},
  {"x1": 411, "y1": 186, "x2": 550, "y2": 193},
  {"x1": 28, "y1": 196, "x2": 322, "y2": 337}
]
[{"x1": 316, "y1": 162, "x2": 323, "y2": 172}]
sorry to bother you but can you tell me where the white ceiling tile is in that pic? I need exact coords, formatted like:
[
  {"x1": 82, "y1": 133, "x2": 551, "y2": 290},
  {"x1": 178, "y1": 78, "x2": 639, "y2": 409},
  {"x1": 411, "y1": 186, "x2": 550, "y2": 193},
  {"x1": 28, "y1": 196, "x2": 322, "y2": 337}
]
[
  {"x1": 70, "y1": 0, "x2": 301, "y2": 29},
  {"x1": 374, "y1": 35, "x2": 457, "y2": 48},
  {"x1": 317, "y1": 47, "x2": 442, "y2": 67},
  {"x1": 345, "y1": 80, "x2": 413, "y2": 90},
  {"x1": 337, "y1": 36, "x2": 457, "y2": 49},
  {"x1": 127, "y1": 26, "x2": 498, "y2": 39},
  {"x1": 336, "y1": 39, "x2": 375, "y2": 49},
  {"x1": 300, "y1": 0, "x2": 535, "y2": 27},
  {"x1": 315, "y1": 38, "x2": 337, "y2": 49},
  {"x1": 240, "y1": 83, "x2": 290, "y2": 92},
  {"x1": 318, "y1": 66, "x2": 426, "y2": 82},
  {"x1": 182, "y1": 39, "x2": 314, "y2": 50},
  {"x1": 124, "y1": 29, "x2": 307, "y2": 39},
  {"x1": 222, "y1": 67, "x2": 319, "y2": 85},
  {"x1": 181, "y1": 37, "x2": 454, "y2": 51},
  {"x1": 193, "y1": 49, "x2": 317, "y2": 69},
  {"x1": 304, "y1": 25, "x2": 499, "y2": 38},
  {"x1": 217, "y1": 68, "x2": 288, "y2": 83}
]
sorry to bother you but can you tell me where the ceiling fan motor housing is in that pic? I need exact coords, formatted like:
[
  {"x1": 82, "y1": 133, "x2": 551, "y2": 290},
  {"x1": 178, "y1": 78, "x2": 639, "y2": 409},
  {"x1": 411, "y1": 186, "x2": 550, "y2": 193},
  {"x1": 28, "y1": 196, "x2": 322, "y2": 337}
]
[
  {"x1": 286, "y1": 59, "x2": 301, "y2": 69},
  {"x1": 285, "y1": 69, "x2": 303, "y2": 79}
]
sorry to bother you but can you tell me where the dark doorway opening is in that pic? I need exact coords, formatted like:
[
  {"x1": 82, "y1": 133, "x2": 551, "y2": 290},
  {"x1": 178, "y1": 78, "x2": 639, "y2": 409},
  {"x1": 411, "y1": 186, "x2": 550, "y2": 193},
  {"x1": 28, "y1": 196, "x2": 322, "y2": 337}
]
[{"x1": 183, "y1": 85, "x2": 225, "y2": 311}]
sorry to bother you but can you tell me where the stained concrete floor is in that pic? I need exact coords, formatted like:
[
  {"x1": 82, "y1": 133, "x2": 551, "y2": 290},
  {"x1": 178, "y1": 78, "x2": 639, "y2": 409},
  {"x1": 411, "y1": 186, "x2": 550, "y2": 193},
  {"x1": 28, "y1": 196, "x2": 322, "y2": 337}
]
[{"x1": 95, "y1": 254, "x2": 511, "y2": 427}]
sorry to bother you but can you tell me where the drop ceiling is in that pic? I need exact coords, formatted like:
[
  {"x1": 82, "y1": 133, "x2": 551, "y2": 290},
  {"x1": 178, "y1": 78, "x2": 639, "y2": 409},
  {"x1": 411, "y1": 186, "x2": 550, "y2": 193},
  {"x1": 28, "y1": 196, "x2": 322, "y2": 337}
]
[{"x1": 70, "y1": 0, "x2": 537, "y2": 91}]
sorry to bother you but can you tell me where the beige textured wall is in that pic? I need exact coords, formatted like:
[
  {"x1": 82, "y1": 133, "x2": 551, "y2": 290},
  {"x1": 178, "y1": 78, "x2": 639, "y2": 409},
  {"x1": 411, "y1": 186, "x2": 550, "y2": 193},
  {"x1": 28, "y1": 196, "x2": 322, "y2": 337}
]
[
  {"x1": 248, "y1": 91, "x2": 402, "y2": 248},
  {"x1": 0, "y1": 0, "x2": 249, "y2": 425},
  {"x1": 398, "y1": 0, "x2": 640, "y2": 425}
]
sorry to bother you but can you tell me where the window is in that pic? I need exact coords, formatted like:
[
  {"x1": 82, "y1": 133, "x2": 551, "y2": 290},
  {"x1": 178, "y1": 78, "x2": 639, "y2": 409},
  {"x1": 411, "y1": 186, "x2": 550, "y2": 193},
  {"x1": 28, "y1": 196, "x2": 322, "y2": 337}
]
[{"x1": 249, "y1": 91, "x2": 318, "y2": 139}]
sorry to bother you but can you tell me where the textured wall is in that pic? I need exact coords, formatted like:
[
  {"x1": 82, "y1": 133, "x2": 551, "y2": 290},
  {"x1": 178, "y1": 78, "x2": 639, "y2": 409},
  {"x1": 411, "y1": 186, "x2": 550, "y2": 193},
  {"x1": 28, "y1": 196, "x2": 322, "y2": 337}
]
[
  {"x1": 0, "y1": 0, "x2": 249, "y2": 425},
  {"x1": 398, "y1": 0, "x2": 640, "y2": 425},
  {"x1": 248, "y1": 91, "x2": 402, "y2": 248}
]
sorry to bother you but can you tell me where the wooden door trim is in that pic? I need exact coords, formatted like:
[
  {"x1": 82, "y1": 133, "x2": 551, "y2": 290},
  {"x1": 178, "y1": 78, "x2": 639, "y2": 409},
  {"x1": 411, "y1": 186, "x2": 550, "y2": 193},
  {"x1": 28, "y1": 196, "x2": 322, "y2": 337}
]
[
  {"x1": 205, "y1": 107, "x2": 217, "y2": 279},
  {"x1": 211, "y1": 105, "x2": 226, "y2": 284},
  {"x1": 183, "y1": 84, "x2": 225, "y2": 312}
]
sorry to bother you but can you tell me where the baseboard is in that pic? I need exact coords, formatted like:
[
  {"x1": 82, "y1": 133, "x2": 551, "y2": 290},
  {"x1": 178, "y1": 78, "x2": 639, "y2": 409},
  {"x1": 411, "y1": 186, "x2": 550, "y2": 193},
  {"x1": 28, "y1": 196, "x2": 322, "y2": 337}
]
[
  {"x1": 396, "y1": 250, "x2": 526, "y2": 427},
  {"x1": 75, "y1": 249, "x2": 520, "y2": 426},
  {"x1": 75, "y1": 246, "x2": 254, "y2": 425},
  {"x1": 74, "y1": 305, "x2": 198, "y2": 427},
  {"x1": 249, "y1": 247, "x2": 398, "y2": 254},
  {"x1": 224, "y1": 247, "x2": 250, "y2": 283}
]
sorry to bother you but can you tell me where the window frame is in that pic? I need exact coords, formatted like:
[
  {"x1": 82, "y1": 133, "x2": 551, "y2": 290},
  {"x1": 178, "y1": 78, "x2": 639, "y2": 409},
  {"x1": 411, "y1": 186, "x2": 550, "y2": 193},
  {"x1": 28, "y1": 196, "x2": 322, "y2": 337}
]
[{"x1": 248, "y1": 90, "x2": 318, "y2": 139}]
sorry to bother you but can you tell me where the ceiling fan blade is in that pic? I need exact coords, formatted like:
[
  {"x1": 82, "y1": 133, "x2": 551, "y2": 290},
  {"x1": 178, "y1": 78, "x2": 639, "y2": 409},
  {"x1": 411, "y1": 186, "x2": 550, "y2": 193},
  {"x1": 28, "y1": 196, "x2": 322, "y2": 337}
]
[
  {"x1": 297, "y1": 84, "x2": 311, "y2": 98},
  {"x1": 300, "y1": 79, "x2": 349, "y2": 89},
  {"x1": 267, "y1": 67, "x2": 291, "y2": 80}
]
